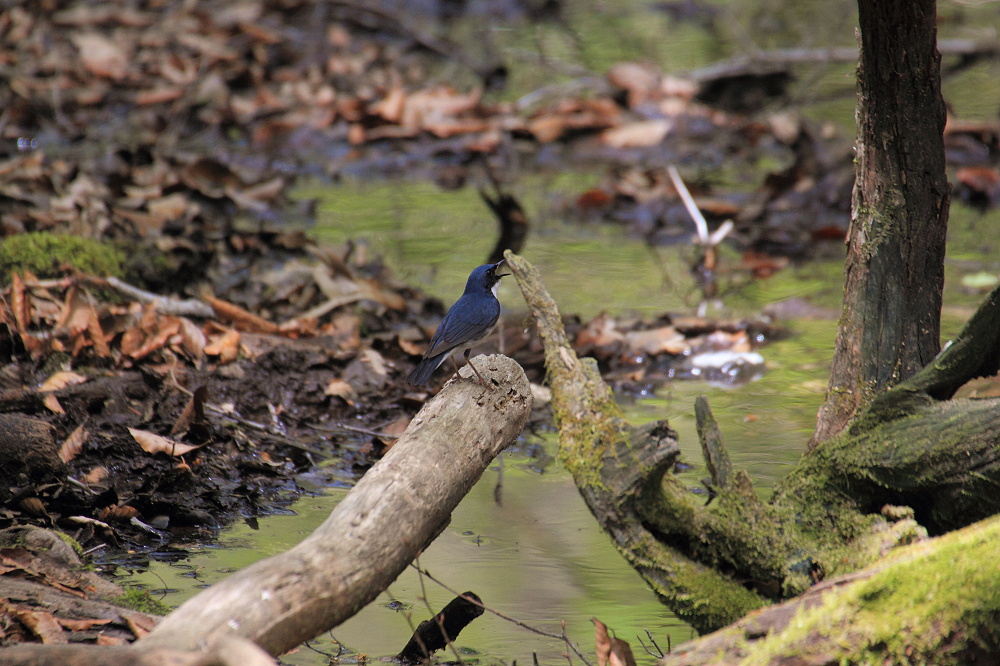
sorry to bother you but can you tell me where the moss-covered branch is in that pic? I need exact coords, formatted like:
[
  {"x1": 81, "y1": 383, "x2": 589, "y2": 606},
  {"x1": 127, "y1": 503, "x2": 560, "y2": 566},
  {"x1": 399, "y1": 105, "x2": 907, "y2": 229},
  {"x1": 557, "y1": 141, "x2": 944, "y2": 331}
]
[
  {"x1": 661, "y1": 515, "x2": 1000, "y2": 666},
  {"x1": 504, "y1": 250, "x2": 768, "y2": 633},
  {"x1": 506, "y1": 251, "x2": 1000, "y2": 635}
]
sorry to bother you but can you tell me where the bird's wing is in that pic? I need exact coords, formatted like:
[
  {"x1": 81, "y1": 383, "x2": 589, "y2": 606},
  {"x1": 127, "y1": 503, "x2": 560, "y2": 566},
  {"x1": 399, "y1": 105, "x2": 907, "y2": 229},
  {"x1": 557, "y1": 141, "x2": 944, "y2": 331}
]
[{"x1": 423, "y1": 296, "x2": 500, "y2": 358}]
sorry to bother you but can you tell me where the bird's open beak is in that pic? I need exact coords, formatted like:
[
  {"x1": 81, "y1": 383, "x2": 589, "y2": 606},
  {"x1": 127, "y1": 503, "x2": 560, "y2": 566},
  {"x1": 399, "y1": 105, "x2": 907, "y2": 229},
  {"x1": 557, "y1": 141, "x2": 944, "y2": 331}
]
[{"x1": 494, "y1": 258, "x2": 511, "y2": 277}]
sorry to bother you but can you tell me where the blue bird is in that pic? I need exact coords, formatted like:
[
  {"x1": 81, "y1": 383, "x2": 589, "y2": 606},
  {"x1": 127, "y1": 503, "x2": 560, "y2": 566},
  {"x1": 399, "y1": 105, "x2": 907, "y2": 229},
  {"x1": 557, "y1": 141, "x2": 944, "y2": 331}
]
[{"x1": 407, "y1": 259, "x2": 509, "y2": 386}]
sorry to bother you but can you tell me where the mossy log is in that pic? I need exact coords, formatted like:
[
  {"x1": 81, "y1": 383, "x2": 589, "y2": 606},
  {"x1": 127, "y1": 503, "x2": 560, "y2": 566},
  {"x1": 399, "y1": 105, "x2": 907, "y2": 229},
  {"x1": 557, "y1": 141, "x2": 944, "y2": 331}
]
[
  {"x1": 661, "y1": 515, "x2": 1000, "y2": 666},
  {"x1": 505, "y1": 250, "x2": 1000, "y2": 635}
]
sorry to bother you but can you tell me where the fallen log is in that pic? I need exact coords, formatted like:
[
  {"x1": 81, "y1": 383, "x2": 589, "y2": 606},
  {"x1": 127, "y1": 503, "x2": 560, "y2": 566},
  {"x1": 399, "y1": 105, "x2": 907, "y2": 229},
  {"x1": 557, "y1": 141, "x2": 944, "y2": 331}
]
[
  {"x1": 660, "y1": 515, "x2": 1000, "y2": 665},
  {"x1": 139, "y1": 353, "x2": 530, "y2": 655},
  {"x1": 4, "y1": 354, "x2": 530, "y2": 663}
]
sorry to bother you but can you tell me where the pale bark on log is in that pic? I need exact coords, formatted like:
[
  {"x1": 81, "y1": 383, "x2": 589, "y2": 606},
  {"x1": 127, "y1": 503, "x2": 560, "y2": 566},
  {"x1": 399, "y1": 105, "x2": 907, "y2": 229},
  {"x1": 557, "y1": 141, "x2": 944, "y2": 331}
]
[
  {"x1": 1, "y1": 637, "x2": 277, "y2": 666},
  {"x1": 126, "y1": 354, "x2": 531, "y2": 657}
]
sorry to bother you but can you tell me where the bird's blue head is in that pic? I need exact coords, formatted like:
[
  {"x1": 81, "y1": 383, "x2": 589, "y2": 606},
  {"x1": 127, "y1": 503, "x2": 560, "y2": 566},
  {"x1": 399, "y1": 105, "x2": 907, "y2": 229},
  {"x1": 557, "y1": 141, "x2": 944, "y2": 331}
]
[{"x1": 464, "y1": 259, "x2": 509, "y2": 296}]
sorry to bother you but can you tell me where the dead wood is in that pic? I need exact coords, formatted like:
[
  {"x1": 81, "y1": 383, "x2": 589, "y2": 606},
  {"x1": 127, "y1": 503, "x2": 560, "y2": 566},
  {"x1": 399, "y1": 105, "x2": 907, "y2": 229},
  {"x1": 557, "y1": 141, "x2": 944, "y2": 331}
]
[
  {"x1": 129, "y1": 354, "x2": 531, "y2": 657},
  {"x1": 396, "y1": 591, "x2": 484, "y2": 662},
  {"x1": 659, "y1": 516, "x2": 1000, "y2": 666},
  {"x1": 506, "y1": 247, "x2": 1000, "y2": 635},
  {"x1": 1, "y1": 635, "x2": 278, "y2": 666}
]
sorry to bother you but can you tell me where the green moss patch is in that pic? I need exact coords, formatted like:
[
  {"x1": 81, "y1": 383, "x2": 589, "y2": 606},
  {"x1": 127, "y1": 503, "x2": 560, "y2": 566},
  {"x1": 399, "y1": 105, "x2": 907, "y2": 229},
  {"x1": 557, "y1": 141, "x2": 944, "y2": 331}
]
[
  {"x1": 0, "y1": 232, "x2": 125, "y2": 282},
  {"x1": 743, "y1": 515, "x2": 1000, "y2": 665}
]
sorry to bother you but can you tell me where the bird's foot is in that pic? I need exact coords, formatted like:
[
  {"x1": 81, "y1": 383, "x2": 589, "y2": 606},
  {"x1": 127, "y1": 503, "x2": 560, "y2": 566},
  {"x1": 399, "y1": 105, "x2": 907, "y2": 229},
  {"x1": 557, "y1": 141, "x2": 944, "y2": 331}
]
[{"x1": 466, "y1": 358, "x2": 497, "y2": 391}]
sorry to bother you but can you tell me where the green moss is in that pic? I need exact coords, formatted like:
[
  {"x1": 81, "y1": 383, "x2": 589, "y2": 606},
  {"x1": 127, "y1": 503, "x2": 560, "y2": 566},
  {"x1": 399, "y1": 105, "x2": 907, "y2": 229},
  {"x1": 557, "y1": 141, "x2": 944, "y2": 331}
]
[
  {"x1": 0, "y1": 232, "x2": 125, "y2": 282},
  {"x1": 113, "y1": 586, "x2": 171, "y2": 616},
  {"x1": 54, "y1": 531, "x2": 85, "y2": 557},
  {"x1": 741, "y1": 516, "x2": 1000, "y2": 665}
]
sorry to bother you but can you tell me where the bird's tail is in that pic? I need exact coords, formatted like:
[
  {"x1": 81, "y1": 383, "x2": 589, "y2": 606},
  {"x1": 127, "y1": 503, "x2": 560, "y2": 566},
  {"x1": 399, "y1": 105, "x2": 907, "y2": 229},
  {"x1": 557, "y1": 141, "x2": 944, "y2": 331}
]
[{"x1": 406, "y1": 353, "x2": 448, "y2": 386}]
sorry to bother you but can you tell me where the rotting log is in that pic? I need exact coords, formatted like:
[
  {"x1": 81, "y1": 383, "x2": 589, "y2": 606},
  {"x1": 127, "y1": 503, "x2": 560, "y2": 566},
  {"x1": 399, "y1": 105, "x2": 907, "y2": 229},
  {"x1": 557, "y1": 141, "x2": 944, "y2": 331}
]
[
  {"x1": 504, "y1": 250, "x2": 768, "y2": 633},
  {"x1": 136, "y1": 354, "x2": 530, "y2": 656},
  {"x1": 660, "y1": 515, "x2": 1000, "y2": 666},
  {"x1": 505, "y1": 249, "x2": 1000, "y2": 634}
]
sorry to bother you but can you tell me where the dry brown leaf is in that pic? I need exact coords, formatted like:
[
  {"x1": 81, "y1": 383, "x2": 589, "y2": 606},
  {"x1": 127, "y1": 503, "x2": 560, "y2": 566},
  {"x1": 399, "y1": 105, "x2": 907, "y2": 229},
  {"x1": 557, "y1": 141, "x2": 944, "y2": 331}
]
[
  {"x1": 357, "y1": 278, "x2": 407, "y2": 310},
  {"x1": 16, "y1": 609, "x2": 68, "y2": 645},
  {"x1": 56, "y1": 285, "x2": 98, "y2": 338},
  {"x1": 607, "y1": 62, "x2": 660, "y2": 107},
  {"x1": 96, "y1": 634, "x2": 127, "y2": 646},
  {"x1": 624, "y1": 326, "x2": 689, "y2": 356},
  {"x1": 372, "y1": 86, "x2": 406, "y2": 123},
  {"x1": 82, "y1": 466, "x2": 109, "y2": 485},
  {"x1": 58, "y1": 423, "x2": 89, "y2": 463},
  {"x1": 39, "y1": 370, "x2": 88, "y2": 392},
  {"x1": 123, "y1": 611, "x2": 158, "y2": 639},
  {"x1": 87, "y1": 305, "x2": 111, "y2": 357},
  {"x1": 204, "y1": 295, "x2": 279, "y2": 334},
  {"x1": 324, "y1": 378, "x2": 357, "y2": 403},
  {"x1": 146, "y1": 192, "x2": 190, "y2": 224},
  {"x1": 57, "y1": 617, "x2": 113, "y2": 632},
  {"x1": 593, "y1": 618, "x2": 612, "y2": 666},
  {"x1": 128, "y1": 427, "x2": 201, "y2": 457},
  {"x1": 135, "y1": 85, "x2": 185, "y2": 105},
  {"x1": 19, "y1": 497, "x2": 50, "y2": 519},
  {"x1": 610, "y1": 636, "x2": 637, "y2": 666},
  {"x1": 204, "y1": 328, "x2": 241, "y2": 363},
  {"x1": 42, "y1": 394, "x2": 65, "y2": 415},
  {"x1": 397, "y1": 336, "x2": 424, "y2": 356},
  {"x1": 575, "y1": 312, "x2": 624, "y2": 352},
  {"x1": 171, "y1": 385, "x2": 207, "y2": 437},
  {"x1": 600, "y1": 119, "x2": 672, "y2": 148},
  {"x1": 592, "y1": 618, "x2": 636, "y2": 666},
  {"x1": 70, "y1": 32, "x2": 129, "y2": 80},
  {"x1": 128, "y1": 314, "x2": 182, "y2": 360},
  {"x1": 177, "y1": 317, "x2": 206, "y2": 359},
  {"x1": 98, "y1": 504, "x2": 138, "y2": 521},
  {"x1": 11, "y1": 272, "x2": 29, "y2": 333},
  {"x1": 378, "y1": 414, "x2": 411, "y2": 447}
]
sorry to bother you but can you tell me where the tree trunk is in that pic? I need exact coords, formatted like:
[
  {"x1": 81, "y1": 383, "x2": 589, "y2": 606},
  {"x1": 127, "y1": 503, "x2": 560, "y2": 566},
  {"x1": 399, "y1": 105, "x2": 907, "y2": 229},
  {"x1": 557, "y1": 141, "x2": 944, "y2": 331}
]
[
  {"x1": 812, "y1": 0, "x2": 950, "y2": 446},
  {"x1": 126, "y1": 355, "x2": 529, "y2": 656}
]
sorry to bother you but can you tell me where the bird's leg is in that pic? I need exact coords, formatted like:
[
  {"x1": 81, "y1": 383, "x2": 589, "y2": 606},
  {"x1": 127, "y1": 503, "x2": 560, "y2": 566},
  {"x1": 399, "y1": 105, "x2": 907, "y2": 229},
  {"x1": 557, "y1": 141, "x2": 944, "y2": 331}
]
[{"x1": 463, "y1": 349, "x2": 493, "y2": 389}]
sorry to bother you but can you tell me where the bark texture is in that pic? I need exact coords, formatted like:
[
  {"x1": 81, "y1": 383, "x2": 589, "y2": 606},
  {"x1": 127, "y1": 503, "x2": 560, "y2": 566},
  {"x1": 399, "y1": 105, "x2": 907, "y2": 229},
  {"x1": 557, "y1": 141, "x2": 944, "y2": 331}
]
[
  {"x1": 812, "y1": 0, "x2": 950, "y2": 445},
  {"x1": 134, "y1": 354, "x2": 530, "y2": 656}
]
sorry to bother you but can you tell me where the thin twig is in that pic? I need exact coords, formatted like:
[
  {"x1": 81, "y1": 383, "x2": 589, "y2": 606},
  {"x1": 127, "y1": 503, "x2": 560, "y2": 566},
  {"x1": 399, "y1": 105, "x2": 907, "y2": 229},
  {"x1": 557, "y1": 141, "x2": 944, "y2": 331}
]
[
  {"x1": 561, "y1": 620, "x2": 574, "y2": 666},
  {"x1": 410, "y1": 563, "x2": 594, "y2": 666},
  {"x1": 309, "y1": 422, "x2": 399, "y2": 439},
  {"x1": 414, "y1": 557, "x2": 466, "y2": 665},
  {"x1": 667, "y1": 166, "x2": 709, "y2": 245},
  {"x1": 637, "y1": 629, "x2": 666, "y2": 658}
]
